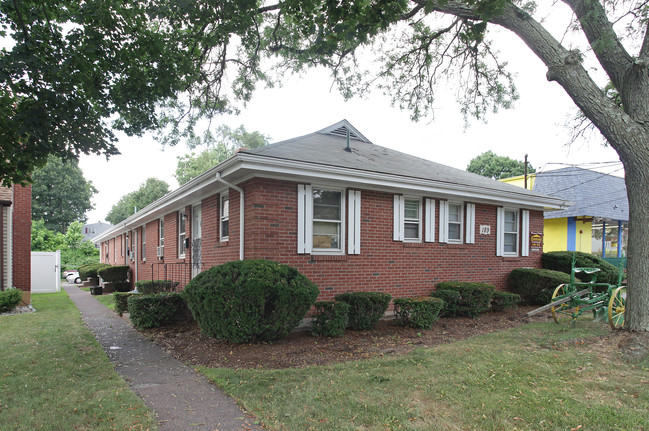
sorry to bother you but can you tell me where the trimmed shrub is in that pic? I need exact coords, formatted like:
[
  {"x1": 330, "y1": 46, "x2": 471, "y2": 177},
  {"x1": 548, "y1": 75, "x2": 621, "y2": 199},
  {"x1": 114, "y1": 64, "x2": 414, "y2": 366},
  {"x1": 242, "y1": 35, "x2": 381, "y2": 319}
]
[
  {"x1": 542, "y1": 251, "x2": 621, "y2": 284},
  {"x1": 78, "y1": 263, "x2": 111, "y2": 279},
  {"x1": 183, "y1": 259, "x2": 319, "y2": 343},
  {"x1": 430, "y1": 289, "x2": 460, "y2": 317},
  {"x1": 490, "y1": 291, "x2": 522, "y2": 312},
  {"x1": 393, "y1": 297, "x2": 444, "y2": 329},
  {"x1": 112, "y1": 281, "x2": 132, "y2": 293},
  {"x1": 127, "y1": 293, "x2": 186, "y2": 329},
  {"x1": 508, "y1": 268, "x2": 571, "y2": 305},
  {"x1": 98, "y1": 265, "x2": 130, "y2": 283},
  {"x1": 435, "y1": 281, "x2": 494, "y2": 318},
  {"x1": 0, "y1": 288, "x2": 23, "y2": 313},
  {"x1": 114, "y1": 292, "x2": 142, "y2": 316},
  {"x1": 311, "y1": 301, "x2": 350, "y2": 337},
  {"x1": 334, "y1": 292, "x2": 392, "y2": 330},
  {"x1": 135, "y1": 279, "x2": 180, "y2": 294}
]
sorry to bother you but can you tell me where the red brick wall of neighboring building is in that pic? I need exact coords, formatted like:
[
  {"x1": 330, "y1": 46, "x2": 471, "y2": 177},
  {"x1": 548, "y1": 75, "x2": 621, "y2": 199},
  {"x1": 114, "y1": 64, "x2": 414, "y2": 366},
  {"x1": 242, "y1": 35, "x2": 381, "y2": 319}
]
[{"x1": 12, "y1": 185, "x2": 31, "y2": 303}]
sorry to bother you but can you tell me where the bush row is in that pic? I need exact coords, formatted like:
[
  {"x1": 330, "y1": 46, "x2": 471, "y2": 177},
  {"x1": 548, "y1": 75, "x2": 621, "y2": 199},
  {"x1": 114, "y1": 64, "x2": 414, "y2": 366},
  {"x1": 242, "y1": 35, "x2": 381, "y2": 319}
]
[
  {"x1": 128, "y1": 293, "x2": 187, "y2": 330},
  {"x1": 97, "y1": 265, "x2": 130, "y2": 283},
  {"x1": 135, "y1": 279, "x2": 180, "y2": 294},
  {"x1": 78, "y1": 263, "x2": 111, "y2": 279}
]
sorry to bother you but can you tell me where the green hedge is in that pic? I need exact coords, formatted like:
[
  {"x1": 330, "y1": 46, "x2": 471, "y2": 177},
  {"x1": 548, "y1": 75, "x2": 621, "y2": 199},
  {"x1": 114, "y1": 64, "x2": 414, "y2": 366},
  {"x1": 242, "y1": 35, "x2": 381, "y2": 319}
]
[
  {"x1": 393, "y1": 297, "x2": 444, "y2": 329},
  {"x1": 311, "y1": 301, "x2": 350, "y2": 337},
  {"x1": 435, "y1": 281, "x2": 494, "y2": 318},
  {"x1": 98, "y1": 265, "x2": 130, "y2": 283},
  {"x1": 114, "y1": 292, "x2": 142, "y2": 316},
  {"x1": 490, "y1": 291, "x2": 521, "y2": 312},
  {"x1": 78, "y1": 263, "x2": 111, "y2": 279},
  {"x1": 430, "y1": 289, "x2": 460, "y2": 317},
  {"x1": 134, "y1": 279, "x2": 180, "y2": 294},
  {"x1": 334, "y1": 292, "x2": 392, "y2": 330},
  {"x1": 508, "y1": 268, "x2": 571, "y2": 305},
  {"x1": 542, "y1": 251, "x2": 621, "y2": 284},
  {"x1": 110, "y1": 281, "x2": 132, "y2": 293},
  {"x1": 127, "y1": 293, "x2": 186, "y2": 329},
  {"x1": 183, "y1": 259, "x2": 319, "y2": 343},
  {"x1": 0, "y1": 288, "x2": 23, "y2": 313}
]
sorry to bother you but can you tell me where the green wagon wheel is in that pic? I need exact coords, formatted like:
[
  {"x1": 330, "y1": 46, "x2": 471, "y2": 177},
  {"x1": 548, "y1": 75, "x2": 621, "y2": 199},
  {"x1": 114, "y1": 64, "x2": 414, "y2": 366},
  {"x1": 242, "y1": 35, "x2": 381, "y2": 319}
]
[
  {"x1": 608, "y1": 286, "x2": 626, "y2": 330},
  {"x1": 551, "y1": 284, "x2": 577, "y2": 325}
]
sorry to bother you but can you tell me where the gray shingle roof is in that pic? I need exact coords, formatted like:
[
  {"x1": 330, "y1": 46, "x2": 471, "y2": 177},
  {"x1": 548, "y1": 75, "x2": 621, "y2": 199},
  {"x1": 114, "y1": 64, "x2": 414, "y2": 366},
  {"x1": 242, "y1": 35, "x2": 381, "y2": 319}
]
[
  {"x1": 532, "y1": 166, "x2": 628, "y2": 221},
  {"x1": 242, "y1": 120, "x2": 554, "y2": 201}
]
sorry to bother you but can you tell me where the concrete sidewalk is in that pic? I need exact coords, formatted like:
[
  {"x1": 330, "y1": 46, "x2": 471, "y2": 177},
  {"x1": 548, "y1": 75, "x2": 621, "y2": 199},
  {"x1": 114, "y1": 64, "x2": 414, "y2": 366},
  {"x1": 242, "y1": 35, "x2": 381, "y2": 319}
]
[{"x1": 64, "y1": 284, "x2": 264, "y2": 431}]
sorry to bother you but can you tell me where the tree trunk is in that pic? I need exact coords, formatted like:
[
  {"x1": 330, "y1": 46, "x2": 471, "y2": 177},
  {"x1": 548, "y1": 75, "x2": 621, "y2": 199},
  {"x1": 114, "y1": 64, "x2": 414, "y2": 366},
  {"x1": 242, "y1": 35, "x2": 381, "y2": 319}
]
[{"x1": 617, "y1": 142, "x2": 649, "y2": 331}]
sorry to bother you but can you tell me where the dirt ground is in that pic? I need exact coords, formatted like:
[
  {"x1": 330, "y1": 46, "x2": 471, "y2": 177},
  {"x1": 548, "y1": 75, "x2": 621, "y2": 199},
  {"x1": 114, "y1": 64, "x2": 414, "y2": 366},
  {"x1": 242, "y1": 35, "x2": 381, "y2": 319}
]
[{"x1": 142, "y1": 307, "x2": 567, "y2": 369}]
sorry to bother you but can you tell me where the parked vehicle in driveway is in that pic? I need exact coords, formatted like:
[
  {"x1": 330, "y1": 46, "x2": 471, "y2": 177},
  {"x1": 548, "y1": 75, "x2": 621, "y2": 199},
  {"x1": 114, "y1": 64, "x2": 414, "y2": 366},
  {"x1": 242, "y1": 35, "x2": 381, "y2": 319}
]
[{"x1": 65, "y1": 271, "x2": 81, "y2": 284}]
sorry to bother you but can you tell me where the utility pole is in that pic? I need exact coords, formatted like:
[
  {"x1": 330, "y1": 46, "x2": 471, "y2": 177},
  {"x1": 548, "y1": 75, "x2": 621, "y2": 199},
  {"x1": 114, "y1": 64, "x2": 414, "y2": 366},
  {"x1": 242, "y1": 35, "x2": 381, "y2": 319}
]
[{"x1": 524, "y1": 154, "x2": 528, "y2": 189}]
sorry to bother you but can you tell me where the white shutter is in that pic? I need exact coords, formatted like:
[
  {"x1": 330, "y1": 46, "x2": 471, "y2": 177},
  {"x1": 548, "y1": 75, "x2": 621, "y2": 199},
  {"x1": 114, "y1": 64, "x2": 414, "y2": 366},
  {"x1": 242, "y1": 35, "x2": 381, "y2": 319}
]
[
  {"x1": 521, "y1": 210, "x2": 530, "y2": 257},
  {"x1": 297, "y1": 184, "x2": 313, "y2": 254},
  {"x1": 393, "y1": 195, "x2": 404, "y2": 241},
  {"x1": 348, "y1": 190, "x2": 361, "y2": 254},
  {"x1": 438, "y1": 200, "x2": 448, "y2": 243},
  {"x1": 465, "y1": 203, "x2": 476, "y2": 244},
  {"x1": 496, "y1": 207, "x2": 505, "y2": 256},
  {"x1": 425, "y1": 198, "x2": 435, "y2": 243}
]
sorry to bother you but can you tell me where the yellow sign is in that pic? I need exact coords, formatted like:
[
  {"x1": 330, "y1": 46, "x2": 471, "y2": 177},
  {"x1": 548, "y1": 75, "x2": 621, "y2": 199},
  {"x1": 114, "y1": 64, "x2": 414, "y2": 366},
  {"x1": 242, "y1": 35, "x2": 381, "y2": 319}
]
[{"x1": 530, "y1": 233, "x2": 543, "y2": 248}]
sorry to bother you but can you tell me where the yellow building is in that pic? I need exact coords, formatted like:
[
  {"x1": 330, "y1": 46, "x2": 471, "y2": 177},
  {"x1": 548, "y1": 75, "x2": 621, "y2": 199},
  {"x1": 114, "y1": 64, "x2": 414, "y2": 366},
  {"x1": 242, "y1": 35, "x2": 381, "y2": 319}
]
[{"x1": 501, "y1": 167, "x2": 628, "y2": 258}]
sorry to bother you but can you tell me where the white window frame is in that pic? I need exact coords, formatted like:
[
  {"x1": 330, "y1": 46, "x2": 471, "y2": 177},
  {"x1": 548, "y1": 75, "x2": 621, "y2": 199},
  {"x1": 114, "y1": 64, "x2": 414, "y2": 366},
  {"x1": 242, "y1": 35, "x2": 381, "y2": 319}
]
[
  {"x1": 220, "y1": 193, "x2": 229, "y2": 241},
  {"x1": 403, "y1": 197, "x2": 422, "y2": 242},
  {"x1": 311, "y1": 187, "x2": 345, "y2": 254},
  {"x1": 178, "y1": 210, "x2": 186, "y2": 258},
  {"x1": 159, "y1": 218, "x2": 165, "y2": 248},
  {"x1": 502, "y1": 208, "x2": 519, "y2": 256},
  {"x1": 447, "y1": 201, "x2": 464, "y2": 244},
  {"x1": 141, "y1": 225, "x2": 146, "y2": 262}
]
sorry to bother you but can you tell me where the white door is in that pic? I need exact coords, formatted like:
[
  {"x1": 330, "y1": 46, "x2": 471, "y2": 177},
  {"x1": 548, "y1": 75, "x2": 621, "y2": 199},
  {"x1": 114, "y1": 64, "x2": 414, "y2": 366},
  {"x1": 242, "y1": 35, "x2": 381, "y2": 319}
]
[
  {"x1": 191, "y1": 204, "x2": 202, "y2": 278},
  {"x1": 31, "y1": 251, "x2": 61, "y2": 293}
]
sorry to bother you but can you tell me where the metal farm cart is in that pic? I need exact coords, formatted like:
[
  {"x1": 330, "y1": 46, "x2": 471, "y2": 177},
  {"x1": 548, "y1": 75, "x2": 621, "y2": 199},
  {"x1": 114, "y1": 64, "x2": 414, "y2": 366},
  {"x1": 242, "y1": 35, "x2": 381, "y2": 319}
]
[{"x1": 527, "y1": 266, "x2": 626, "y2": 329}]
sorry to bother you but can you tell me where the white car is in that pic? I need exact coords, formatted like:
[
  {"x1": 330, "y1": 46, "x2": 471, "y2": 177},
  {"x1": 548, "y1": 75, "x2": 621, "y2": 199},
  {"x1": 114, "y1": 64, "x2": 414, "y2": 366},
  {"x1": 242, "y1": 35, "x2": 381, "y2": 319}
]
[{"x1": 65, "y1": 271, "x2": 82, "y2": 284}]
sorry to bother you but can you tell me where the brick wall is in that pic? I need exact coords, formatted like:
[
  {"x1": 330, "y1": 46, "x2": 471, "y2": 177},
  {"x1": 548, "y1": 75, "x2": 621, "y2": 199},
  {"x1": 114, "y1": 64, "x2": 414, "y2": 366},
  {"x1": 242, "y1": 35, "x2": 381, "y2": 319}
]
[
  {"x1": 12, "y1": 185, "x2": 31, "y2": 299},
  {"x1": 125, "y1": 178, "x2": 544, "y2": 301}
]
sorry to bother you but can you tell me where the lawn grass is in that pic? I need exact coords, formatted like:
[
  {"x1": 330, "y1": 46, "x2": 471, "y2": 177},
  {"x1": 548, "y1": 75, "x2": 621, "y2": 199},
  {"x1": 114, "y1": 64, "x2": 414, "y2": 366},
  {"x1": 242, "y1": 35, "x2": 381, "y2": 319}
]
[
  {"x1": 202, "y1": 320, "x2": 649, "y2": 430},
  {"x1": 0, "y1": 292, "x2": 157, "y2": 430},
  {"x1": 94, "y1": 294, "x2": 115, "y2": 311}
]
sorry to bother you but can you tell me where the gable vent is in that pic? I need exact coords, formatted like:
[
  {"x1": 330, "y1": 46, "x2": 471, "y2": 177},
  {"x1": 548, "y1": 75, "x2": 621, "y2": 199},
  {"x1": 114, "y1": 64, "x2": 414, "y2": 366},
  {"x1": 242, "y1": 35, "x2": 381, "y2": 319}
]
[{"x1": 328, "y1": 126, "x2": 362, "y2": 140}]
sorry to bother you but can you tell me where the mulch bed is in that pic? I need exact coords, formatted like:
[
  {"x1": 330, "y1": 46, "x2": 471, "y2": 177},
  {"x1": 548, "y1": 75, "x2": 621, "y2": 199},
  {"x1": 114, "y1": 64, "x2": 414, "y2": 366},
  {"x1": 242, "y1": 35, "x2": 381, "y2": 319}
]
[{"x1": 142, "y1": 306, "x2": 554, "y2": 369}]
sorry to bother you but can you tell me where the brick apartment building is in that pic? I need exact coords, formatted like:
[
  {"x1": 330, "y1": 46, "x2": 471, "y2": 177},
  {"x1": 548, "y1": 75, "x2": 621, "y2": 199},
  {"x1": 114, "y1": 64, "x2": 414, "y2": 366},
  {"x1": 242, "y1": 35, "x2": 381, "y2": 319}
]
[
  {"x1": 94, "y1": 120, "x2": 566, "y2": 300},
  {"x1": 1, "y1": 184, "x2": 32, "y2": 304}
]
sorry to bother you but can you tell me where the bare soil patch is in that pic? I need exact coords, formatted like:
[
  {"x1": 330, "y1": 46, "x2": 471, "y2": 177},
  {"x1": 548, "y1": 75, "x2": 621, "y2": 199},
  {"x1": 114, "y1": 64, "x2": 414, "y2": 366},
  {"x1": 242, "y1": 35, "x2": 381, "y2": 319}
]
[{"x1": 142, "y1": 307, "x2": 557, "y2": 369}]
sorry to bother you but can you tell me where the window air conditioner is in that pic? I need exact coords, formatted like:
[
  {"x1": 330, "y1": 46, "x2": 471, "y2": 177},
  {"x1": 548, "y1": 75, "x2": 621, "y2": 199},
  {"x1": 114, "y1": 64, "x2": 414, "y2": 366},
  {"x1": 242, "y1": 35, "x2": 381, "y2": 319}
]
[{"x1": 156, "y1": 246, "x2": 164, "y2": 258}]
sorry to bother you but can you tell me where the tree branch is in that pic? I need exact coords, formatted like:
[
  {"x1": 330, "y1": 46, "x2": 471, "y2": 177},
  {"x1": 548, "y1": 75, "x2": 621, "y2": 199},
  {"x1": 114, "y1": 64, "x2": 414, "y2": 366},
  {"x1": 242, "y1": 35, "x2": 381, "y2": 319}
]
[
  {"x1": 640, "y1": 21, "x2": 649, "y2": 62},
  {"x1": 561, "y1": 0, "x2": 633, "y2": 90}
]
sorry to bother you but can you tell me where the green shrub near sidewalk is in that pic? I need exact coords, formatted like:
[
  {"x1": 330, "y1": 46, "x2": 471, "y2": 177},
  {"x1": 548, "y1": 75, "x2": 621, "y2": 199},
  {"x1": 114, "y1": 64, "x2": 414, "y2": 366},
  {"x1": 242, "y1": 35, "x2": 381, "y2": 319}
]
[
  {"x1": 435, "y1": 281, "x2": 494, "y2": 318},
  {"x1": 311, "y1": 301, "x2": 350, "y2": 337},
  {"x1": 430, "y1": 289, "x2": 460, "y2": 317},
  {"x1": 508, "y1": 268, "x2": 571, "y2": 305},
  {"x1": 0, "y1": 288, "x2": 23, "y2": 312},
  {"x1": 490, "y1": 291, "x2": 521, "y2": 312},
  {"x1": 127, "y1": 292, "x2": 186, "y2": 329},
  {"x1": 97, "y1": 265, "x2": 130, "y2": 283},
  {"x1": 183, "y1": 259, "x2": 319, "y2": 343},
  {"x1": 334, "y1": 292, "x2": 392, "y2": 330},
  {"x1": 135, "y1": 279, "x2": 180, "y2": 294},
  {"x1": 393, "y1": 297, "x2": 444, "y2": 329},
  {"x1": 114, "y1": 292, "x2": 142, "y2": 316},
  {"x1": 78, "y1": 262, "x2": 111, "y2": 279},
  {"x1": 542, "y1": 251, "x2": 620, "y2": 284}
]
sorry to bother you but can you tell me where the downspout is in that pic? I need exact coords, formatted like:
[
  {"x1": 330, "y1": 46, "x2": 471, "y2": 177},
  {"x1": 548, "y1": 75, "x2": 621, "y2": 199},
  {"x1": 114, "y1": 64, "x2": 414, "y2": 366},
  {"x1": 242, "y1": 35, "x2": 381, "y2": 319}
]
[{"x1": 215, "y1": 172, "x2": 245, "y2": 261}]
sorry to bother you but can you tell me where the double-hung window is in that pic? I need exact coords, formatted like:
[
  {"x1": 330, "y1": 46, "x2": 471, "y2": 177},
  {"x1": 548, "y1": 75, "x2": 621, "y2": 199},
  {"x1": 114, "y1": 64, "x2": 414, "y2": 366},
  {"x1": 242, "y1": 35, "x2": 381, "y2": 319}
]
[
  {"x1": 297, "y1": 185, "x2": 347, "y2": 254},
  {"x1": 312, "y1": 189, "x2": 343, "y2": 251},
  {"x1": 159, "y1": 218, "x2": 165, "y2": 248},
  {"x1": 220, "y1": 194, "x2": 229, "y2": 241},
  {"x1": 503, "y1": 209, "x2": 519, "y2": 255},
  {"x1": 178, "y1": 210, "x2": 186, "y2": 258},
  {"x1": 142, "y1": 225, "x2": 146, "y2": 261},
  {"x1": 447, "y1": 202, "x2": 463, "y2": 243},
  {"x1": 403, "y1": 198, "x2": 421, "y2": 241}
]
